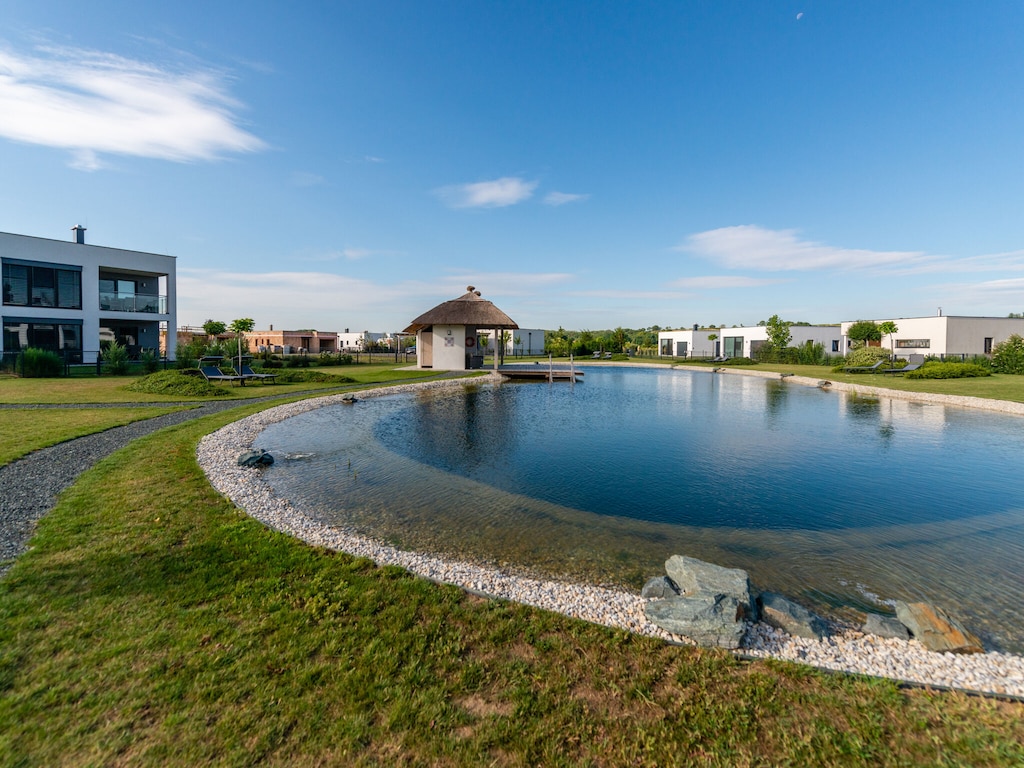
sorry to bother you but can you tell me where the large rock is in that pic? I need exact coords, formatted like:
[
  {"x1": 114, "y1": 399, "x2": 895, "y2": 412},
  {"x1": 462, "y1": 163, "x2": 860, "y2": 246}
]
[
  {"x1": 644, "y1": 595, "x2": 746, "y2": 649},
  {"x1": 860, "y1": 614, "x2": 909, "y2": 643},
  {"x1": 894, "y1": 601, "x2": 983, "y2": 654},
  {"x1": 863, "y1": 613, "x2": 910, "y2": 641},
  {"x1": 757, "y1": 592, "x2": 829, "y2": 640},
  {"x1": 664, "y1": 555, "x2": 756, "y2": 620},
  {"x1": 640, "y1": 575, "x2": 679, "y2": 599}
]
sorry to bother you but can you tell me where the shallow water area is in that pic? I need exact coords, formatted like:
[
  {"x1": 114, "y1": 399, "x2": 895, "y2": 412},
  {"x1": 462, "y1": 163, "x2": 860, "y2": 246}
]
[{"x1": 256, "y1": 367, "x2": 1024, "y2": 653}]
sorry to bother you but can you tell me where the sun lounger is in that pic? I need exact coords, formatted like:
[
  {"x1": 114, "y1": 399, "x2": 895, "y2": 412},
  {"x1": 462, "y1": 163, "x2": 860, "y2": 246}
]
[
  {"x1": 880, "y1": 362, "x2": 924, "y2": 375},
  {"x1": 199, "y1": 365, "x2": 244, "y2": 385},
  {"x1": 239, "y1": 364, "x2": 277, "y2": 384},
  {"x1": 843, "y1": 360, "x2": 885, "y2": 373}
]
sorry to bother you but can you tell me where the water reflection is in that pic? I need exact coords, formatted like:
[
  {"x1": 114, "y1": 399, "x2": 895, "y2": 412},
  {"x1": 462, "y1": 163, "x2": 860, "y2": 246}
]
[{"x1": 256, "y1": 368, "x2": 1024, "y2": 652}]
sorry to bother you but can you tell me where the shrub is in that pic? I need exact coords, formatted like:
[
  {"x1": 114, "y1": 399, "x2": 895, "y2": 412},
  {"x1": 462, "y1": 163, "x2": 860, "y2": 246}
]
[
  {"x1": 102, "y1": 341, "x2": 130, "y2": 375},
  {"x1": 125, "y1": 370, "x2": 233, "y2": 397},
  {"x1": 175, "y1": 343, "x2": 197, "y2": 370},
  {"x1": 20, "y1": 347, "x2": 63, "y2": 378},
  {"x1": 140, "y1": 349, "x2": 160, "y2": 374},
  {"x1": 269, "y1": 370, "x2": 353, "y2": 383},
  {"x1": 317, "y1": 353, "x2": 355, "y2": 366},
  {"x1": 717, "y1": 357, "x2": 755, "y2": 366},
  {"x1": 992, "y1": 334, "x2": 1024, "y2": 374},
  {"x1": 286, "y1": 355, "x2": 312, "y2": 368},
  {"x1": 833, "y1": 346, "x2": 894, "y2": 372},
  {"x1": 904, "y1": 362, "x2": 991, "y2": 379}
]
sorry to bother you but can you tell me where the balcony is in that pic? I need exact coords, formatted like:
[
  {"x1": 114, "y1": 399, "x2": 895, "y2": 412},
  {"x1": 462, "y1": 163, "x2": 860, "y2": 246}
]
[{"x1": 99, "y1": 291, "x2": 167, "y2": 314}]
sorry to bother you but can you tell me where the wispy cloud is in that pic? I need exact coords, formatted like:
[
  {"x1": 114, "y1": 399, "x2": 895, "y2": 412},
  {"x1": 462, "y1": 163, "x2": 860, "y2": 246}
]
[
  {"x1": 289, "y1": 171, "x2": 326, "y2": 187},
  {"x1": 680, "y1": 225, "x2": 927, "y2": 272},
  {"x1": 544, "y1": 191, "x2": 589, "y2": 206},
  {"x1": 435, "y1": 176, "x2": 537, "y2": 208},
  {"x1": 670, "y1": 275, "x2": 787, "y2": 289},
  {"x1": 0, "y1": 43, "x2": 266, "y2": 169}
]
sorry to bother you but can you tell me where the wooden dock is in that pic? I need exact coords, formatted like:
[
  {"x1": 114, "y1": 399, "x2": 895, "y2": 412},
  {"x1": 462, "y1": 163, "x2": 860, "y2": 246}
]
[{"x1": 497, "y1": 366, "x2": 584, "y2": 382}]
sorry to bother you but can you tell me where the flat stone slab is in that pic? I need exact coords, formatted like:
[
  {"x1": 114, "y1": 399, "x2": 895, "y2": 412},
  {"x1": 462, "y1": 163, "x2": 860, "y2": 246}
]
[
  {"x1": 758, "y1": 592, "x2": 829, "y2": 640},
  {"x1": 664, "y1": 555, "x2": 755, "y2": 620},
  {"x1": 645, "y1": 594, "x2": 746, "y2": 649},
  {"x1": 895, "y1": 601, "x2": 983, "y2": 654}
]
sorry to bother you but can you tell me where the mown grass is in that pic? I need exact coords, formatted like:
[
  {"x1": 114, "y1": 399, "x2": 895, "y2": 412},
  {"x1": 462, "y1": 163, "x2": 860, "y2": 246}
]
[
  {"x1": 0, "y1": 407, "x2": 189, "y2": 466},
  {"x1": 1, "y1": 406, "x2": 1022, "y2": 765},
  {"x1": 0, "y1": 365, "x2": 453, "y2": 404}
]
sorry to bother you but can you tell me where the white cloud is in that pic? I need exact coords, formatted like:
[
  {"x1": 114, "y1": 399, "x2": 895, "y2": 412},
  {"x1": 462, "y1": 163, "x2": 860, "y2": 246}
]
[
  {"x1": 544, "y1": 191, "x2": 589, "y2": 206},
  {"x1": 176, "y1": 268, "x2": 575, "y2": 330},
  {"x1": 0, "y1": 44, "x2": 266, "y2": 169},
  {"x1": 670, "y1": 275, "x2": 787, "y2": 289},
  {"x1": 680, "y1": 225, "x2": 926, "y2": 272},
  {"x1": 435, "y1": 176, "x2": 537, "y2": 208}
]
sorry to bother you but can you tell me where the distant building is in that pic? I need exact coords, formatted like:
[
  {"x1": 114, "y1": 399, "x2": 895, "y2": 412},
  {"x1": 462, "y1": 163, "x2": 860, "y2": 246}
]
[
  {"x1": 658, "y1": 325, "x2": 842, "y2": 359},
  {"x1": 842, "y1": 314, "x2": 1024, "y2": 358},
  {"x1": 243, "y1": 327, "x2": 338, "y2": 355},
  {"x1": 2, "y1": 226, "x2": 176, "y2": 363},
  {"x1": 404, "y1": 286, "x2": 519, "y2": 370}
]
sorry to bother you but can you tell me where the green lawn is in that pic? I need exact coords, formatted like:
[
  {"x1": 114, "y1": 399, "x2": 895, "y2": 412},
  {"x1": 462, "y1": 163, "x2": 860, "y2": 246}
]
[
  {"x1": 0, "y1": 405, "x2": 1023, "y2": 765},
  {"x1": 0, "y1": 407, "x2": 190, "y2": 466},
  {"x1": 0, "y1": 364, "x2": 451, "y2": 404}
]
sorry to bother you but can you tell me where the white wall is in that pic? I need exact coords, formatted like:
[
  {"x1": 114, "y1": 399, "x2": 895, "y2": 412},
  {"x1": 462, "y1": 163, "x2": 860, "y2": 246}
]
[
  {"x1": 427, "y1": 324, "x2": 471, "y2": 370},
  {"x1": 841, "y1": 316, "x2": 1024, "y2": 358},
  {"x1": 1, "y1": 230, "x2": 177, "y2": 363}
]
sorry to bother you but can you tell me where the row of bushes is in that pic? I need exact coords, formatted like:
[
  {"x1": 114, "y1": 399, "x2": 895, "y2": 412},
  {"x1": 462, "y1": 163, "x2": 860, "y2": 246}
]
[{"x1": 9, "y1": 344, "x2": 162, "y2": 378}]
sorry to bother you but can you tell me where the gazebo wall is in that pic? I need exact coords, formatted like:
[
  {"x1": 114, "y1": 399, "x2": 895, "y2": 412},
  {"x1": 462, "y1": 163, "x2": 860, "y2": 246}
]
[{"x1": 424, "y1": 324, "x2": 471, "y2": 370}]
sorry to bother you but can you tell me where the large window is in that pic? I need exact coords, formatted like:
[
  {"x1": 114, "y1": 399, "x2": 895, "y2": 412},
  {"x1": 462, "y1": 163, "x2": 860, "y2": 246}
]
[
  {"x1": 3, "y1": 319, "x2": 83, "y2": 361},
  {"x1": 2, "y1": 260, "x2": 82, "y2": 309},
  {"x1": 724, "y1": 336, "x2": 744, "y2": 358}
]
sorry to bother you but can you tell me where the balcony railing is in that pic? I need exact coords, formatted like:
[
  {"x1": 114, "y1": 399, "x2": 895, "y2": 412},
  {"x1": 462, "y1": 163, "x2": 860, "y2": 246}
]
[{"x1": 99, "y1": 292, "x2": 167, "y2": 314}]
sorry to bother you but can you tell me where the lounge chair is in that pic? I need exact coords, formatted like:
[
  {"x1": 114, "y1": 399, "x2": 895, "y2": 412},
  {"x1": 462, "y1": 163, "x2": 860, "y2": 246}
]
[
  {"x1": 843, "y1": 360, "x2": 884, "y2": 373},
  {"x1": 881, "y1": 362, "x2": 924, "y2": 375},
  {"x1": 199, "y1": 365, "x2": 244, "y2": 385},
  {"x1": 239, "y1": 364, "x2": 277, "y2": 384},
  {"x1": 711, "y1": 355, "x2": 730, "y2": 363},
  {"x1": 604, "y1": 352, "x2": 613, "y2": 359},
  {"x1": 592, "y1": 351, "x2": 601, "y2": 359}
]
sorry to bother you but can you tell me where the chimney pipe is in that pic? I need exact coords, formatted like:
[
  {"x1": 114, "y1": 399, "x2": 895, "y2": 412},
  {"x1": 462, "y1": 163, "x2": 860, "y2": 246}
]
[
  {"x1": 71, "y1": 225, "x2": 86, "y2": 244},
  {"x1": 937, "y1": 307, "x2": 942, "y2": 317}
]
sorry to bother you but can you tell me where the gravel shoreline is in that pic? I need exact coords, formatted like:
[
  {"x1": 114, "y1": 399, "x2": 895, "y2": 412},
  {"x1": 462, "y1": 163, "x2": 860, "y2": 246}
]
[{"x1": 196, "y1": 374, "x2": 1024, "y2": 698}]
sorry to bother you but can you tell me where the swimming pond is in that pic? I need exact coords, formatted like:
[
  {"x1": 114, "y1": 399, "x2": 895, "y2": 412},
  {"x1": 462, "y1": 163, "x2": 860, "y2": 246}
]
[{"x1": 256, "y1": 367, "x2": 1024, "y2": 652}]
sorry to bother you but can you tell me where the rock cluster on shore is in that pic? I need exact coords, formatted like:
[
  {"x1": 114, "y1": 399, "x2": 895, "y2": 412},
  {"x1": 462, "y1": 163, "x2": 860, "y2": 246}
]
[{"x1": 196, "y1": 378, "x2": 1024, "y2": 698}]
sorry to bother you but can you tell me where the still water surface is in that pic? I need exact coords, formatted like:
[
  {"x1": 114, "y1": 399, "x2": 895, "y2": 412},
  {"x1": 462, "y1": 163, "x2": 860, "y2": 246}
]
[{"x1": 257, "y1": 367, "x2": 1024, "y2": 651}]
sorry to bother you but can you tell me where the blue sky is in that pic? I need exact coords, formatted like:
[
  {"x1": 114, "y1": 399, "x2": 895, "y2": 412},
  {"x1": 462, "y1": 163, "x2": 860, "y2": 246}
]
[{"x1": 1, "y1": 1, "x2": 1022, "y2": 333}]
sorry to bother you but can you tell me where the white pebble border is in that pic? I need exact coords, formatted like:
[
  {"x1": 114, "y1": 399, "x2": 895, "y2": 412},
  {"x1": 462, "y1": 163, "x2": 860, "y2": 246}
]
[{"x1": 196, "y1": 374, "x2": 1024, "y2": 698}]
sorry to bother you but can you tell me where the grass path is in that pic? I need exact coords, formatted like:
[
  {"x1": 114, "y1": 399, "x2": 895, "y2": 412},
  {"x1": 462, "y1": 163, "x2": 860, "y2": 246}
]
[{"x1": 1, "y1": 405, "x2": 1023, "y2": 765}]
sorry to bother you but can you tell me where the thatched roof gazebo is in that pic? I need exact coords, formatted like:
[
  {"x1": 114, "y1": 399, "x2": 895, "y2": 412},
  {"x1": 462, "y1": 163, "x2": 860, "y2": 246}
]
[{"x1": 404, "y1": 286, "x2": 519, "y2": 371}]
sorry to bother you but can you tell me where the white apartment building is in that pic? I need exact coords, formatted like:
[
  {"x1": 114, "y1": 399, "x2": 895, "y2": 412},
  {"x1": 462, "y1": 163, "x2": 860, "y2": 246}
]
[
  {"x1": 1, "y1": 227, "x2": 177, "y2": 364},
  {"x1": 841, "y1": 314, "x2": 1024, "y2": 358}
]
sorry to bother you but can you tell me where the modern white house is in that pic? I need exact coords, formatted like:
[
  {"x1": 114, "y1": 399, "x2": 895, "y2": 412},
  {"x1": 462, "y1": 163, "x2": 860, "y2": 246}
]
[
  {"x1": 659, "y1": 324, "x2": 843, "y2": 359},
  {"x1": 475, "y1": 327, "x2": 546, "y2": 357},
  {"x1": 1, "y1": 226, "x2": 177, "y2": 364},
  {"x1": 841, "y1": 314, "x2": 1024, "y2": 359}
]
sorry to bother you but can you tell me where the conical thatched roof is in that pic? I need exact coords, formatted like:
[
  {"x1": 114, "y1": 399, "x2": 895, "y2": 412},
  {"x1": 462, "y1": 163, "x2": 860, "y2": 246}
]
[{"x1": 404, "y1": 286, "x2": 519, "y2": 333}]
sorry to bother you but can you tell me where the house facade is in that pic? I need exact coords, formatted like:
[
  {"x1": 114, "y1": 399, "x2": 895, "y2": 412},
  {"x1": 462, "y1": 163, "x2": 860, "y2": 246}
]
[
  {"x1": 841, "y1": 315, "x2": 1024, "y2": 358},
  {"x1": 1, "y1": 227, "x2": 176, "y2": 364},
  {"x1": 659, "y1": 325, "x2": 842, "y2": 359}
]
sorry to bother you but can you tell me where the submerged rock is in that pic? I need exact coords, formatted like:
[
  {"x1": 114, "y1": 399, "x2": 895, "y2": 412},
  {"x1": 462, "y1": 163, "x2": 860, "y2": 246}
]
[
  {"x1": 863, "y1": 613, "x2": 910, "y2": 641},
  {"x1": 757, "y1": 592, "x2": 829, "y2": 640},
  {"x1": 895, "y1": 601, "x2": 983, "y2": 654}
]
